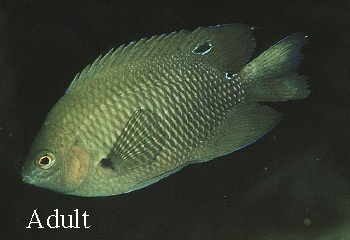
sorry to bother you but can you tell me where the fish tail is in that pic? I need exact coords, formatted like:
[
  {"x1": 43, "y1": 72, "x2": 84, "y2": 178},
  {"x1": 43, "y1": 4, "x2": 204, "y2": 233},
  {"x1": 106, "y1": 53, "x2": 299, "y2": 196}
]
[{"x1": 240, "y1": 32, "x2": 309, "y2": 102}]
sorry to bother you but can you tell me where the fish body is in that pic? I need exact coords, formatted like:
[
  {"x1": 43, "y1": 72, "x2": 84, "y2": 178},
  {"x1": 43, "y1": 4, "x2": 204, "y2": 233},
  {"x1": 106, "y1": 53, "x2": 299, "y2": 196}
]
[{"x1": 21, "y1": 24, "x2": 309, "y2": 196}]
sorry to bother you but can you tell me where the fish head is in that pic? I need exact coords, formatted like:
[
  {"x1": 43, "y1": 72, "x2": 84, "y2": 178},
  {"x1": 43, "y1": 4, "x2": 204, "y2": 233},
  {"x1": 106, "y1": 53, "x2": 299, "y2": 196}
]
[
  {"x1": 21, "y1": 145, "x2": 64, "y2": 192},
  {"x1": 21, "y1": 110, "x2": 91, "y2": 194}
]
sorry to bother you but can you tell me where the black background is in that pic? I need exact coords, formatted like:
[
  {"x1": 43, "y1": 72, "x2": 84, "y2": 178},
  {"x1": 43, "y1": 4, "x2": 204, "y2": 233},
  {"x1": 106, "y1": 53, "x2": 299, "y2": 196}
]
[{"x1": 1, "y1": 0, "x2": 349, "y2": 239}]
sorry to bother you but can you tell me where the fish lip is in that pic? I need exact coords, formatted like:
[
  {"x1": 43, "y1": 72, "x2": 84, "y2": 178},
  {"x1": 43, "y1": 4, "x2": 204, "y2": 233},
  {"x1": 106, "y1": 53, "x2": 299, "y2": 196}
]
[
  {"x1": 22, "y1": 175, "x2": 35, "y2": 184},
  {"x1": 21, "y1": 167, "x2": 37, "y2": 184}
]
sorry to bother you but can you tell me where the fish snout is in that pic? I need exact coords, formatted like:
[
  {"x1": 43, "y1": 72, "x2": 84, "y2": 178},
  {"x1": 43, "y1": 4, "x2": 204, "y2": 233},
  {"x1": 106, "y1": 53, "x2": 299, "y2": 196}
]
[{"x1": 22, "y1": 175, "x2": 34, "y2": 184}]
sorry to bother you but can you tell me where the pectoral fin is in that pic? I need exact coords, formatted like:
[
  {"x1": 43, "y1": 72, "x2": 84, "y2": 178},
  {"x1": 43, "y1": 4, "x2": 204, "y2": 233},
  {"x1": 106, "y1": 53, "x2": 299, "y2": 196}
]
[{"x1": 101, "y1": 109, "x2": 164, "y2": 173}]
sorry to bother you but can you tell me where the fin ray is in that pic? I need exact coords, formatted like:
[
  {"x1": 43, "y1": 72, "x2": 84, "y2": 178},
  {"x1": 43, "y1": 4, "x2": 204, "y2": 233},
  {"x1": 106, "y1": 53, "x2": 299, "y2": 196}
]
[
  {"x1": 241, "y1": 32, "x2": 309, "y2": 101},
  {"x1": 67, "y1": 24, "x2": 256, "y2": 93},
  {"x1": 104, "y1": 109, "x2": 164, "y2": 173}
]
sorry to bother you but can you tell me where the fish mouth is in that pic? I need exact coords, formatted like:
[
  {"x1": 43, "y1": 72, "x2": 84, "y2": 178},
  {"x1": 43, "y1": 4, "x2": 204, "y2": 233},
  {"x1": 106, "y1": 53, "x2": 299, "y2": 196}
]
[
  {"x1": 21, "y1": 166, "x2": 37, "y2": 184},
  {"x1": 22, "y1": 175, "x2": 36, "y2": 184}
]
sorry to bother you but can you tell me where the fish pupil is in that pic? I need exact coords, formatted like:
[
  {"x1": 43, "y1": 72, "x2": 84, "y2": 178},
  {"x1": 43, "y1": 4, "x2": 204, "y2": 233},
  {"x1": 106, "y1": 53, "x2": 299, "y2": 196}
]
[
  {"x1": 39, "y1": 156, "x2": 50, "y2": 165},
  {"x1": 100, "y1": 158, "x2": 114, "y2": 170}
]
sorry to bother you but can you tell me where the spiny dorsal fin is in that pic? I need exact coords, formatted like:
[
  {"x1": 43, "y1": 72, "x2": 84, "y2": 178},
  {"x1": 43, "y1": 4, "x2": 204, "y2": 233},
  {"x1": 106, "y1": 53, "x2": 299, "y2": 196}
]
[
  {"x1": 103, "y1": 109, "x2": 165, "y2": 173},
  {"x1": 66, "y1": 24, "x2": 256, "y2": 93}
]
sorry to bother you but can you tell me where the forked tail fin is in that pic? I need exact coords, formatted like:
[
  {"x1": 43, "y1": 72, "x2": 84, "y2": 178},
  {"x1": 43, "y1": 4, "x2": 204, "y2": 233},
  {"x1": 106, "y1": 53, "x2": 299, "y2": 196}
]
[{"x1": 240, "y1": 33, "x2": 309, "y2": 102}]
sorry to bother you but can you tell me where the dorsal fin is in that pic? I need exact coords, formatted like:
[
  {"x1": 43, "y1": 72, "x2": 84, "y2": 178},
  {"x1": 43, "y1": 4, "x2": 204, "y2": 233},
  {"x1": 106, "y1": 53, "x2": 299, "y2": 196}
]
[{"x1": 66, "y1": 24, "x2": 256, "y2": 93}]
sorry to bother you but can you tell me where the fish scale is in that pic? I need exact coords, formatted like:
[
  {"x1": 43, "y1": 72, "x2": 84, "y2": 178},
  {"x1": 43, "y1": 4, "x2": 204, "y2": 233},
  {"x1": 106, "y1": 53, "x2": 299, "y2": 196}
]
[
  {"x1": 22, "y1": 24, "x2": 309, "y2": 196},
  {"x1": 72, "y1": 64, "x2": 230, "y2": 195}
]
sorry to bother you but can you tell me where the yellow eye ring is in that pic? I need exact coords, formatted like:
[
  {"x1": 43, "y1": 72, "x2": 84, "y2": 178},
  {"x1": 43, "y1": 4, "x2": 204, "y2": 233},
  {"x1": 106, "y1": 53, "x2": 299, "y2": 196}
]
[{"x1": 37, "y1": 152, "x2": 55, "y2": 169}]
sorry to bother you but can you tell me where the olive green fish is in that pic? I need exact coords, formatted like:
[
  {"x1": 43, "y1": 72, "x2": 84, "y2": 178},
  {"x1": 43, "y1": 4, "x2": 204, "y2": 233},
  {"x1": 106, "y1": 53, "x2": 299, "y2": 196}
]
[{"x1": 21, "y1": 24, "x2": 309, "y2": 196}]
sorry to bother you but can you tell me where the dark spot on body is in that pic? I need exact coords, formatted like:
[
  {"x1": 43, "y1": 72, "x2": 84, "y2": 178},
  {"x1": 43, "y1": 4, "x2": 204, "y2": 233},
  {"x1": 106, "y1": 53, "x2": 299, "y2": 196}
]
[{"x1": 100, "y1": 158, "x2": 114, "y2": 170}]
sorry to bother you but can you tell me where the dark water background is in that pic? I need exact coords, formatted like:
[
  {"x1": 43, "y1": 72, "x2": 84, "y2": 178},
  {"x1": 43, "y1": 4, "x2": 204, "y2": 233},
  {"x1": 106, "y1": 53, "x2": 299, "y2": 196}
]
[{"x1": 1, "y1": 0, "x2": 349, "y2": 239}]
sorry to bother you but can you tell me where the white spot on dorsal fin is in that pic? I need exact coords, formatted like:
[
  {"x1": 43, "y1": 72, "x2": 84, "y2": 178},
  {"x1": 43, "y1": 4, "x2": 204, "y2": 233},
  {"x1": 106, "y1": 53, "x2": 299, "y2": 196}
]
[
  {"x1": 225, "y1": 72, "x2": 238, "y2": 80},
  {"x1": 192, "y1": 42, "x2": 212, "y2": 55}
]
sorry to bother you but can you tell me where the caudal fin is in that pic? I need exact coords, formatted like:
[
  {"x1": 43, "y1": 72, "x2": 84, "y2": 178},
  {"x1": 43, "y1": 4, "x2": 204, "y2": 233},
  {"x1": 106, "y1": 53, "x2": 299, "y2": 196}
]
[{"x1": 240, "y1": 33, "x2": 309, "y2": 102}]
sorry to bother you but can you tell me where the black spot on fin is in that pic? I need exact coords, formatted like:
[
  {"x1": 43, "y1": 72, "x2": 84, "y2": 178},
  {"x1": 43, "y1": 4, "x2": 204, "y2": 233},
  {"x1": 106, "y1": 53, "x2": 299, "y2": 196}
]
[
  {"x1": 106, "y1": 109, "x2": 164, "y2": 173},
  {"x1": 100, "y1": 158, "x2": 114, "y2": 170},
  {"x1": 188, "y1": 24, "x2": 256, "y2": 71},
  {"x1": 192, "y1": 42, "x2": 212, "y2": 55}
]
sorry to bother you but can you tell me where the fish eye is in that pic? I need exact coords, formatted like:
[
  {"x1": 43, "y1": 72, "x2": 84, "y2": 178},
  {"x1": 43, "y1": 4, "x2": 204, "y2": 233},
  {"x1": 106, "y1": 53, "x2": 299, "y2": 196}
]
[{"x1": 36, "y1": 152, "x2": 55, "y2": 169}]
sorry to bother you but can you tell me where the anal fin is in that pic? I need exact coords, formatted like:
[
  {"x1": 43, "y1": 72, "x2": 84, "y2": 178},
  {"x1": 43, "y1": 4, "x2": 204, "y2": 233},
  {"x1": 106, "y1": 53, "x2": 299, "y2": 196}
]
[{"x1": 192, "y1": 103, "x2": 282, "y2": 162}]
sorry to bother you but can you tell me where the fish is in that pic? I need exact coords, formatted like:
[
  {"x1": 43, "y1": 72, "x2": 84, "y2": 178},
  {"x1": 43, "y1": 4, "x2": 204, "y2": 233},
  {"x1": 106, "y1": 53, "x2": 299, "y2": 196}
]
[{"x1": 21, "y1": 24, "x2": 309, "y2": 197}]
